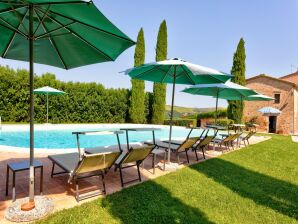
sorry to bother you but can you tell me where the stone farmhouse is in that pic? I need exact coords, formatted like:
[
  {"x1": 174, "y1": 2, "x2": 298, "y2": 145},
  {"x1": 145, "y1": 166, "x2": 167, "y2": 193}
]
[{"x1": 244, "y1": 71, "x2": 298, "y2": 134}]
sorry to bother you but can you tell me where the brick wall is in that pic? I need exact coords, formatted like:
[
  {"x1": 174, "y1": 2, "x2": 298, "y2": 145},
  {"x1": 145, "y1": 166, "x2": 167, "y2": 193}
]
[
  {"x1": 294, "y1": 89, "x2": 298, "y2": 134},
  {"x1": 280, "y1": 72, "x2": 298, "y2": 85},
  {"x1": 244, "y1": 76, "x2": 296, "y2": 134}
]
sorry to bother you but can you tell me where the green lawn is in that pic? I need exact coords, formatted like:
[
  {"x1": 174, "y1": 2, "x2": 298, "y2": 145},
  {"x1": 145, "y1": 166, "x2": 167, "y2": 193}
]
[{"x1": 37, "y1": 135, "x2": 298, "y2": 224}]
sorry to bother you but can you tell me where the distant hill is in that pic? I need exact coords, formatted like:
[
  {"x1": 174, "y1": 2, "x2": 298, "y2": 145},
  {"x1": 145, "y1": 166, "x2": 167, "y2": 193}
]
[{"x1": 165, "y1": 105, "x2": 226, "y2": 119}]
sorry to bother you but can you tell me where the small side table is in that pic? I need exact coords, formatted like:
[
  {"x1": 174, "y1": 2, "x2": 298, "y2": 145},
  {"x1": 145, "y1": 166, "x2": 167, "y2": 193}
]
[{"x1": 6, "y1": 160, "x2": 43, "y2": 201}]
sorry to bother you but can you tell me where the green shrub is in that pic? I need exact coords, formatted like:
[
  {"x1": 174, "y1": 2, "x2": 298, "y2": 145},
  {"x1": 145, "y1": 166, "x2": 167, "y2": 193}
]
[
  {"x1": 206, "y1": 118, "x2": 234, "y2": 126},
  {"x1": 246, "y1": 116, "x2": 258, "y2": 124},
  {"x1": 164, "y1": 119, "x2": 197, "y2": 127},
  {"x1": 0, "y1": 66, "x2": 153, "y2": 124},
  {"x1": 182, "y1": 113, "x2": 197, "y2": 119},
  {"x1": 197, "y1": 110, "x2": 227, "y2": 119}
]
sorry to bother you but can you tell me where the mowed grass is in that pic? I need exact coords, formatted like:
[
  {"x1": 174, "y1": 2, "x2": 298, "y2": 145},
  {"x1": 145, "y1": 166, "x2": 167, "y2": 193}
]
[{"x1": 37, "y1": 135, "x2": 298, "y2": 224}]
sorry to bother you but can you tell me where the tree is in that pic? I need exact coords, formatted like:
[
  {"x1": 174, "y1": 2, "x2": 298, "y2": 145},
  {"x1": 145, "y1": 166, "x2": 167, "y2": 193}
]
[
  {"x1": 227, "y1": 38, "x2": 246, "y2": 123},
  {"x1": 152, "y1": 20, "x2": 167, "y2": 124},
  {"x1": 129, "y1": 28, "x2": 146, "y2": 123}
]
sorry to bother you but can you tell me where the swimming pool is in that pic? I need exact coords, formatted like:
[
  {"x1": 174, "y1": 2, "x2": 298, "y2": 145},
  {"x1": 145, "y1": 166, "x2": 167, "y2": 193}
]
[{"x1": 0, "y1": 124, "x2": 209, "y2": 150}]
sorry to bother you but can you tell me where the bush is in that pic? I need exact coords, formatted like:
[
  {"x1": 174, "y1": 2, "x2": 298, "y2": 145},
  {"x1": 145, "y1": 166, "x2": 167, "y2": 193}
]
[
  {"x1": 164, "y1": 119, "x2": 197, "y2": 127},
  {"x1": 245, "y1": 116, "x2": 258, "y2": 125},
  {"x1": 197, "y1": 110, "x2": 227, "y2": 119},
  {"x1": 182, "y1": 113, "x2": 197, "y2": 119},
  {"x1": 206, "y1": 118, "x2": 234, "y2": 126},
  {"x1": 0, "y1": 66, "x2": 153, "y2": 124}
]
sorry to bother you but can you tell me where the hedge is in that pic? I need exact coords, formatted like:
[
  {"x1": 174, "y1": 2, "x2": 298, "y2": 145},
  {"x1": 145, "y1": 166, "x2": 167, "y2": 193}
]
[
  {"x1": 0, "y1": 66, "x2": 153, "y2": 124},
  {"x1": 197, "y1": 110, "x2": 227, "y2": 119},
  {"x1": 164, "y1": 119, "x2": 197, "y2": 127},
  {"x1": 206, "y1": 118, "x2": 234, "y2": 126}
]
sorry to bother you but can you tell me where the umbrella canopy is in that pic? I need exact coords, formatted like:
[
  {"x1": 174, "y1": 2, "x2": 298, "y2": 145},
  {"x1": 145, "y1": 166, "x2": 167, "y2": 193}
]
[
  {"x1": 258, "y1": 107, "x2": 281, "y2": 116},
  {"x1": 125, "y1": 58, "x2": 232, "y2": 167},
  {"x1": 0, "y1": 0, "x2": 134, "y2": 210},
  {"x1": 0, "y1": 0, "x2": 135, "y2": 68},
  {"x1": 215, "y1": 93, "x2": 274, "y2": 101},
  {"x1": 34, "y1": 86, "x2": 65, "y2": 95},
  {"x1": 34, "y1": 86, "x2": 66, "y2": 123},
  {"x1": 126, "y1": 58, "x2": 232, "y2": 84},
  {"x1": 182, "y1": 81, "x2": 257, "y2": 122},
  {"x1": 182, "y1": 81, "x2": 257, "y2": 98},
  {"x1": 244, "y1": 94, "x2": 274, "y2": 101}
]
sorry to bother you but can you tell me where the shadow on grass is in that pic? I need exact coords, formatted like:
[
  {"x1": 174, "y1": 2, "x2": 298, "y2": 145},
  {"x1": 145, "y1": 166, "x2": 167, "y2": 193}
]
[
  {"x1": 190, "y1": 158, "x2": 298, "y2": 220},
  {"x1": 102, "y1": 180, "x2": 214, "y2": 224}
]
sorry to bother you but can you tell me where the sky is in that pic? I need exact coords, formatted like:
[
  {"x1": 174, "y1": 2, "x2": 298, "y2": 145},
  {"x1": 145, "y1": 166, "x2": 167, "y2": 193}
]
[{"x1": 1, "y1": 0, "x2": 298, "y2": 108}]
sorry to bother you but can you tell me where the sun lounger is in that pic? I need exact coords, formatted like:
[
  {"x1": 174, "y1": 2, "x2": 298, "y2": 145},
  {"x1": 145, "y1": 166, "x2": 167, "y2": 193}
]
[
  {"x1": 239, "y1": 131, "x2": 256, "y2": 146},
  {"x1": 114, "y1": 145, "x2": 154, "y2": 187},
  {"x1": 148, "y1": 137, "x2": 200, "y2": 164},
  {"x1": 212, "y1": 133, "x2": 242, "y2": 153},
  {"x1": 193, "y1": 135, "x2": 215, "y2": 160},
  {"x1": 48, "y1": 151, "x2": 121, "y2": 201},
  {"x1": 161, "y1": 128, "x2": 209, "y2": 147}
]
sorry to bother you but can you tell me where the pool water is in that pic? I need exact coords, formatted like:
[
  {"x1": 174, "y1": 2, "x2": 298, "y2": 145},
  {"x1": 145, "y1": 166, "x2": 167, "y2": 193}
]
[{"x1": 0, "y1": 127, "x2": 209, "y2": 149}]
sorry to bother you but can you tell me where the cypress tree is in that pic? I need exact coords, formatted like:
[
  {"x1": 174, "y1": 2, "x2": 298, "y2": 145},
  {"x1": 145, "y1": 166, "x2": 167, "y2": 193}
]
[
  {"x1": 129, "y1": 28, "x2": 146, "y2": 123},
  {"x1": 152, "y1": 20, "x2": 167, "y2": 124},
  {"x1": 227, "y1": 38, "x2": 246, "y2": 123}
]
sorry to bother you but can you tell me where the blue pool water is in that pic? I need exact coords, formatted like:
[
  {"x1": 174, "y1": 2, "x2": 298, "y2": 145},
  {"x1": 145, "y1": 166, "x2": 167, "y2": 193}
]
[{"x1": 0, "y1": 127, "x2": 209, "y2": 149}]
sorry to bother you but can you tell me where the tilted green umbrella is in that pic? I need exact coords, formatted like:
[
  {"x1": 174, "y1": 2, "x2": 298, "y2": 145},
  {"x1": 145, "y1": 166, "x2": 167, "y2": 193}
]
[
  {"x1": 34, "y1": 86, "x2": 66, "y2": 123},
  {"x1": 0, "y1": 0, "x2": 134, "y2": 209},
  {"x1": 125, "y1": 58, "x2": 232, "y2": 167},
  {"x1": 182, "y1": 81, "x2": 257, "y2": 123},
  {"x1": 219, "y1": 93, "x2": 274, "y2": 101}
]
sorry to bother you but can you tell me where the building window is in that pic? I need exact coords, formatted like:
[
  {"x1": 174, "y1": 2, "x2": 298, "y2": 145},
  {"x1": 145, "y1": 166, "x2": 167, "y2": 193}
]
[{"x1": 274, "y1": 93, "x2": 280, "y2": 104}]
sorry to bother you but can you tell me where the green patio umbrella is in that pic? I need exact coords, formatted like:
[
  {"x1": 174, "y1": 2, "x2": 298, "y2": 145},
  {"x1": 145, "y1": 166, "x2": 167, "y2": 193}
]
[
  {"x1": 34, "y1": 86, "x2": 66, "y2": 123},
  {"x1": 219, "y1": 93, "x2": 274, "y2": 101},
  {"x1": 182, "y1": 81, "x2": 257, "y2": 123},
  {"x1": 0, "y1": 0, "x2": 134, "y2": 209},
  {"x1": 125, "y1": 58, "x2": 232, "y2": 166}
]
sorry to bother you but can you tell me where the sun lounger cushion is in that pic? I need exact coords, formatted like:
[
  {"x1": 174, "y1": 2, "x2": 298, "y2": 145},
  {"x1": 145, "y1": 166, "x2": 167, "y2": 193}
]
[
  {"x1": 85, "y1": 145, "x2": 124, "y2": 154},
  {"x1": 114, "y1": 145, "x2": 151, "y2": 164},
  {"x1": 75, "y1": 152, "x2": 121, "y2": 174},
  {"x1": 85, "y1": 143, "x2": 145, "y2": 154},
  {"x1": 162, "y1": 139, "x2": 185, "y2": 145},
  {"x1": 48, "y1": 152, "x2": 80, "y2": 173},
  {"x1": 152, "y1": 141, "x2": 180, "y2": 151}
]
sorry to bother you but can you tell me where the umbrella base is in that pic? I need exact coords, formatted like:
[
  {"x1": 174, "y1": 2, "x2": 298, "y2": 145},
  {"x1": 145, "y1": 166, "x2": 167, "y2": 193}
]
[
  {"x1": 5, "y1": 196, "x2": 54, "y2": 222},
  {"x1": 21, "y1": 200, "x2": 35, "y2": 211}
]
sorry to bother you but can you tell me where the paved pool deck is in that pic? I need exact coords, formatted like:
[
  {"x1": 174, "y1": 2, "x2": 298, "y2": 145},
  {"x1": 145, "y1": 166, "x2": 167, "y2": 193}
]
[
  {"x1": 0, "y1": 135, "x2": 270, "y2": 223},
  {"x1": 292, "y1": 135, "x2": 298, "y2": 142}
]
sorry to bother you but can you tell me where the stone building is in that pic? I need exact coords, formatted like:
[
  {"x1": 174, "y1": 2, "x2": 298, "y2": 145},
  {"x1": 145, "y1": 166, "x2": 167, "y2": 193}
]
[{"x1": 244, "y1": 71, "x2": 298, "y2": 134}]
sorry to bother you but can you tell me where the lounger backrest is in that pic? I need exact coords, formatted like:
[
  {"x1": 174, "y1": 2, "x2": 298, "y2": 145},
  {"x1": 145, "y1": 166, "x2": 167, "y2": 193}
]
[
  {"x1": 222, "y1": 134, "x2": 236, "y2": 142},
  {"x1": 197, "y1": 136, "x2": 214, "y2": 148},
  {"x1": 233, "y1": 132, "x2": 242, "y2": 140},
  {"x1": 177, "y1": 137, "x2": 200, "y2": 152},
  {"x1": 121, "y1": 146, "x2": 154, "y2": 164},
  {"x1": 75, "y1": 151, "x2": 121, "y2": 174},
  {"x1": 245, "y1": 131, "x2": 255, "y2": 139}
]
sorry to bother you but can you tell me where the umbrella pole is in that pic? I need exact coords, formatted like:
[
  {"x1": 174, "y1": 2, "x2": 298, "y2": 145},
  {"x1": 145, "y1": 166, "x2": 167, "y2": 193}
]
[
  {"x1": 215, "y1": 89, "x2": 219, "y2": 124},
  {"x1": 167, "y1": 67, "x2": 176, "y2": 165},
  {"x1": 46, "y1": 93, "x2": 48, "y2": 123},
  {"x1": 21, "y1": 4, "x2": 35, "y2": 211}
]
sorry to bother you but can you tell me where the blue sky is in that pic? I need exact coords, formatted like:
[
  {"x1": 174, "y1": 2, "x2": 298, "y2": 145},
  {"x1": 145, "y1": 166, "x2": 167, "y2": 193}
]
[{"x1": 1, "y1": 0, "x2": 298, "y2": 108}]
